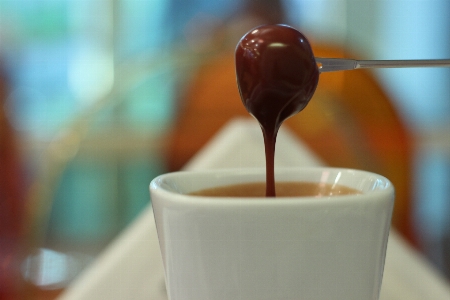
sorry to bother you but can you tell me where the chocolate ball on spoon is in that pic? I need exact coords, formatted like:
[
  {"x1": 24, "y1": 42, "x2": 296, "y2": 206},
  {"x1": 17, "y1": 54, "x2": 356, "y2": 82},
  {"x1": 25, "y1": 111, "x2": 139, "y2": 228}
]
[{"x1": 235, "y1": 24, "x2": 319, "y2": 132}]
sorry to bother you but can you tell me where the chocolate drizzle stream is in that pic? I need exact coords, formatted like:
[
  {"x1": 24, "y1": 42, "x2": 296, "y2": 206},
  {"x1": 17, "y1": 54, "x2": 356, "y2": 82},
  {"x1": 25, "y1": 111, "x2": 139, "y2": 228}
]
[{"x1": 235, "y1": 24, "x2": 319, "y2": 196}]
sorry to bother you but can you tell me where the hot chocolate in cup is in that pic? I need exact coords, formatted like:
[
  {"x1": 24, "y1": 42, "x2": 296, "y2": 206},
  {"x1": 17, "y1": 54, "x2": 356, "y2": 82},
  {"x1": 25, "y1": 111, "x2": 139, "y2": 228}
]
[{"x1": 150, "y1": 167, "x2": 394, "y2": 300}]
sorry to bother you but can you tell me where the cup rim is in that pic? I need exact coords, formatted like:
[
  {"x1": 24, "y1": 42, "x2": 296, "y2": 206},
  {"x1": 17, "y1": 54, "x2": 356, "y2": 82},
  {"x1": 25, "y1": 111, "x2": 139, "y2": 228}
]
[{"x1": 150, "y1": 167, "x2": 394, "y2": 206}]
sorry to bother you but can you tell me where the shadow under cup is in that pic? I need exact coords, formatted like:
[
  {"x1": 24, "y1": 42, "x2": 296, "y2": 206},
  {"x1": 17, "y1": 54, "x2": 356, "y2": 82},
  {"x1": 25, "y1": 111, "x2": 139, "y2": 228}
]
[{"x1": 150, "y1": 167, "x2": 394, "y2": 300}]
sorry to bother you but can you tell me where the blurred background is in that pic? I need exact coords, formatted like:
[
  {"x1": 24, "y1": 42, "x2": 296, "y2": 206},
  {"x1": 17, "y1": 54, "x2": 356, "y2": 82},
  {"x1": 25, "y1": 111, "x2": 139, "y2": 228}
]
[{"x1": 0, "y1": 0, "x2": 449, "y2": 298}]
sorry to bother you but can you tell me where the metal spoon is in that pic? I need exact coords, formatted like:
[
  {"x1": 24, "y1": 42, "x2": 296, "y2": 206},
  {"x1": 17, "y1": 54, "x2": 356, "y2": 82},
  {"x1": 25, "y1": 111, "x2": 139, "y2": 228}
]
[{"x1": 316, "y1": 58, "x2": 450, "y2": 73}]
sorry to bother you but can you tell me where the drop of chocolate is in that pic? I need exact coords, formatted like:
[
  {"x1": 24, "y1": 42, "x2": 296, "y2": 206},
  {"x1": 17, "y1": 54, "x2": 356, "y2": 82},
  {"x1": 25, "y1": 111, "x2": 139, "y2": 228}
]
[{"x1": 235, "y1": 24, "x2": 319, "y2": 196}]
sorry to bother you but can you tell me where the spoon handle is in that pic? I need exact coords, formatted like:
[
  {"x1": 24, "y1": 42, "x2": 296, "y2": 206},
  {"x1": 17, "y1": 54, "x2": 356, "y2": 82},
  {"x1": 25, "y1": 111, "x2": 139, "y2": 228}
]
[{"x1": 316, "y1": 58, "x2": 450, "y2": 73}]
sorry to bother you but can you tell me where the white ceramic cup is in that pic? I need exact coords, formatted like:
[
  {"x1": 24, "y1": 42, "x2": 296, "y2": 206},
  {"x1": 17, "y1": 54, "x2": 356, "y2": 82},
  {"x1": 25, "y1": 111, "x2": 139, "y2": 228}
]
[{"x1": 150, "y1": 167, "x2": 394, "y2": 300}]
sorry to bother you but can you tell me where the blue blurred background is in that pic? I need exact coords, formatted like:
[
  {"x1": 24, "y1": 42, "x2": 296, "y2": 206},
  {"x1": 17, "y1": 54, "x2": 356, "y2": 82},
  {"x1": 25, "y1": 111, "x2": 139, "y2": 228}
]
[{"x1": 0, "y1": 0, "x2": 449, "y2": 297}]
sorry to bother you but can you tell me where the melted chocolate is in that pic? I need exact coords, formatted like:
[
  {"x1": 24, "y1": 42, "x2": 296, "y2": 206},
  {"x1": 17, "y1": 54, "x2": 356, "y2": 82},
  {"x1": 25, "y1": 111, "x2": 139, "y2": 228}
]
[{"x1": 235, "y1": 24, "x2": 319, "y2": 196}]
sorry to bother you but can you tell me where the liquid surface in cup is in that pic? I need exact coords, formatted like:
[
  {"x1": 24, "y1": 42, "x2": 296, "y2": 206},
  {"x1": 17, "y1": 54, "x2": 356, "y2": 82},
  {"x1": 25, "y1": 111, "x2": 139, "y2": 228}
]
[{"x1": 190, "y1": 181, "x2": 360, "y2": 197}]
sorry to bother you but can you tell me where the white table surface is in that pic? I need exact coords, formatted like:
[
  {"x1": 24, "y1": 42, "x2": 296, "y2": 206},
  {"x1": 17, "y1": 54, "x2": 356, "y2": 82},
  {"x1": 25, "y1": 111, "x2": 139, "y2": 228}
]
[{"x1": 58, "y1": 118, "x2": 450, "y2": 300}]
